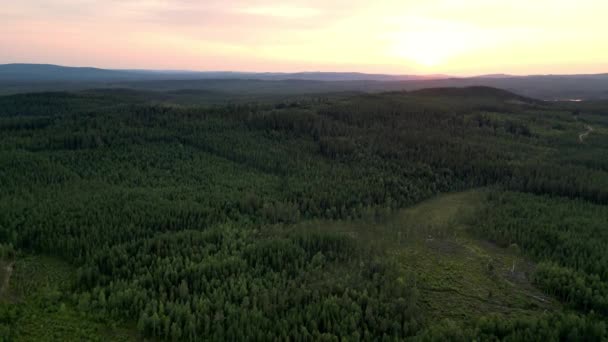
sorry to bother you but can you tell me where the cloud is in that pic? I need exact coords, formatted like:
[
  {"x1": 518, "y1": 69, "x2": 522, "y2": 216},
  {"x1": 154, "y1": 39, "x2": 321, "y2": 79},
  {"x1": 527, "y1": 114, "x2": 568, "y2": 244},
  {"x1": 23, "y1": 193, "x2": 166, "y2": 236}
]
[
  {"x1": 2, "y1": 0, "x2": 607, "y2": 74},
  {"x1": 236, "y1": 6, "x2": 322, "y2": 18}
]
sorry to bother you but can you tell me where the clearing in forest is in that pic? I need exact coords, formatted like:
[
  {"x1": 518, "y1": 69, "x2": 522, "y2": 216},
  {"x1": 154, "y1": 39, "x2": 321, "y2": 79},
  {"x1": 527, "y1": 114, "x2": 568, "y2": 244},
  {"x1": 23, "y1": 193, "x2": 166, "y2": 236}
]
[
  {"x1": 1, "y1": 256, "x2": 137, "y2": 341},
  {"x1": 0, "y1": 261, "x2": 14, "y2": 300},
  {"x1": 579, "y1": 124, "x2": 594, "y2": 142},
  {"x1": 295, "y1": 190, "x2": 556, "y2": 322}
]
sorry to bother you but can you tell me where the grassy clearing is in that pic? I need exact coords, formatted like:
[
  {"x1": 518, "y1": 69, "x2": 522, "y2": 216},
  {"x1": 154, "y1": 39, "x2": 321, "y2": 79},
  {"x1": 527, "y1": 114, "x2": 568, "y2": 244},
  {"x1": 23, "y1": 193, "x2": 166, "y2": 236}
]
[
  {"x1": 0, "y1": 255, "x2": 136, "y2": 341},
  {"x1": 393, "y1": 191, "x2": 556, "y2": 322},
  {"x1": 292, "y1": 190, "x2": 557, "y2": 323}
]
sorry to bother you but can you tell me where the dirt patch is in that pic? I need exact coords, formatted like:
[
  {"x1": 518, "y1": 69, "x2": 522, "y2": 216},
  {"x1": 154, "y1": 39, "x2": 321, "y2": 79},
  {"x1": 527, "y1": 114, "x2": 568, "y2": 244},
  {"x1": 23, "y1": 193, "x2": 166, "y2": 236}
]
[
  {"x1": 0, "y1": 261, "x2": 14, "y2": 298},
  {"x1": 579, "y1": 124, "x2": 593, "y2": 142}
]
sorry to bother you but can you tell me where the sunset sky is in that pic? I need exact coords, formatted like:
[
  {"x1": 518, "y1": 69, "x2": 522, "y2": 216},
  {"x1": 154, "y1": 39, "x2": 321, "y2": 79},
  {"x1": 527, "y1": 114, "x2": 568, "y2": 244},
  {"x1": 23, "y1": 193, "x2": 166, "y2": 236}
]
[{"x1": 2, "y1": 0, "x2": 607, "y2": 75}]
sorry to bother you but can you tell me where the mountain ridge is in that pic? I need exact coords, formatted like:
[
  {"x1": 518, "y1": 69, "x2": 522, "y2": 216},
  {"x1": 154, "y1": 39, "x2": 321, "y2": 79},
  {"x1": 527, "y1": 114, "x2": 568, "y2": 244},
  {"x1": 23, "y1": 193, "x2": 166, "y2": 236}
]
[
  {"x1": 0, "y1": 63, "x2": 448, "y2": 82},
  {"x1": 1, "y1": 63, "x2": 608, "y2": 100}
]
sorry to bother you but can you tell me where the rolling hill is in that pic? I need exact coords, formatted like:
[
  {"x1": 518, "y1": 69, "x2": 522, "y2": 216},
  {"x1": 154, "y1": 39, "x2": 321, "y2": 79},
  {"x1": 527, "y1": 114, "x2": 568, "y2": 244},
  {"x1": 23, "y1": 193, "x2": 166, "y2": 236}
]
[{"x1": 1, "y1": 63, "x2": 608, "y2": 100}]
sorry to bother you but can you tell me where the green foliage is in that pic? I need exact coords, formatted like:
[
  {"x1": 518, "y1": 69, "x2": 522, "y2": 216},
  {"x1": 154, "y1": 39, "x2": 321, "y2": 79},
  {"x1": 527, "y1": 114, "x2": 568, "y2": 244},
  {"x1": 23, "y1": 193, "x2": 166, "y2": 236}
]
[
  {"x1": 416, "y1": 313, "x2": 607, "y2": 341},
  {"x1": 0, "y1": 89, "x2": 607, "y2": 340},
  {"x1": 473, "y1": 191, "x2": 608, "y2": 315}
]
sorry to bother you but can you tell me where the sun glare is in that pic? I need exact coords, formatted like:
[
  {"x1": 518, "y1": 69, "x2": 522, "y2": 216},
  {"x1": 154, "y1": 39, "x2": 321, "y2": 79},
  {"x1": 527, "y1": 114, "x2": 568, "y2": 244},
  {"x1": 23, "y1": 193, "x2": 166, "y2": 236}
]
[{"x1": 389, "y1": 28, "x2": 478, "y2": 68}]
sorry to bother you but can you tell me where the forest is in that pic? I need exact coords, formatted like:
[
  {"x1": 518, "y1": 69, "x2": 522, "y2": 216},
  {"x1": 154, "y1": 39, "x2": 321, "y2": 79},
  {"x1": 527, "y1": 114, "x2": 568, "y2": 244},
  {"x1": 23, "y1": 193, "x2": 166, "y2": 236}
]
[{"x1": 0, "y1": 86, "x2": 607, "y2": 340}]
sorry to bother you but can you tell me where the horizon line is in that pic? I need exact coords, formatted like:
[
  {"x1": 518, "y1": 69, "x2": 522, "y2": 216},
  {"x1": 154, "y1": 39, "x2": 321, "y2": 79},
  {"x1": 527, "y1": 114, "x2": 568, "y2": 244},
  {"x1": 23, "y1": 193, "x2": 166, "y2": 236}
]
[{"x1": 1, "y1": 62, "x2": 608, "y2": 79}]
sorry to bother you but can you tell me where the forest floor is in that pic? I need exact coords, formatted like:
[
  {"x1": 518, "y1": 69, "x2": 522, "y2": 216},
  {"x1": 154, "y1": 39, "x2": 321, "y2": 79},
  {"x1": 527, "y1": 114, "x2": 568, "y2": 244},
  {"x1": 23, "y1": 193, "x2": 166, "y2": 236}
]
[
  {"x1": 579, "y1": 124, "x2": 594, "y2": 142},
  {"x1": 294, "y1": 190, "x2": 557, "y2": 323}
]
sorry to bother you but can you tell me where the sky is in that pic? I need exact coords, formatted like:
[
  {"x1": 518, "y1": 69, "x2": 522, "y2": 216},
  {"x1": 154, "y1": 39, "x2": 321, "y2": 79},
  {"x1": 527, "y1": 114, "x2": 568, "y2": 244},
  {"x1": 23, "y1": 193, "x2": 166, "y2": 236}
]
[{"x1": 1, "y1": 0, "x2": 607, "y2": 75}]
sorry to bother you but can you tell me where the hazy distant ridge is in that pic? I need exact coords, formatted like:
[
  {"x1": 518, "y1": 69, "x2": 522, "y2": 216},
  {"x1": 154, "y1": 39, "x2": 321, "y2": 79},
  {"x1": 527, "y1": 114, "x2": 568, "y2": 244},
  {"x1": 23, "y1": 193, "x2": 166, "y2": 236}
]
[
  {"x1": 1, "y1": 63, "x2": 608, "y2": 100},
  {"x1": 0, "y1": 64, "x2": 447, "y2": 82}
]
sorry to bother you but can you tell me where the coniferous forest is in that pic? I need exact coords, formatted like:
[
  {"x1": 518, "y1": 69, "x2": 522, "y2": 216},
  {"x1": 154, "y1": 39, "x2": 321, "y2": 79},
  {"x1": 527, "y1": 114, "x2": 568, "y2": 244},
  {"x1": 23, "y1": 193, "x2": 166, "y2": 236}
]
[{"x1": 1, "y1": 87, "x2": 608, "y2": 340}]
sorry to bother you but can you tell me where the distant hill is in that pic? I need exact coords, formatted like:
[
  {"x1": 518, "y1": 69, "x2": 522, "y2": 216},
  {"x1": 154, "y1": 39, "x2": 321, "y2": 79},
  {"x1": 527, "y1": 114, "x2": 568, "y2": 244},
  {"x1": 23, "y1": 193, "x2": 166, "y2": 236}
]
[
  {"x1": 0, "y1": 64, "x2": 445, "y2": 82},
  {"x1": 1, "y1": 63, "x2": 608, "y2": 100},
  {"x1": 0, "y1": 64, "x2": 144, "y2": 81},
  {"x1": 410, "y1": 86, "x2": 541, "y2": 103},
  {"x1": 411, "y1": 86, "x2": 518, "y2": 97},
  {"x1": 474, "y1": 74, "x2": 516, "y2": 79}
]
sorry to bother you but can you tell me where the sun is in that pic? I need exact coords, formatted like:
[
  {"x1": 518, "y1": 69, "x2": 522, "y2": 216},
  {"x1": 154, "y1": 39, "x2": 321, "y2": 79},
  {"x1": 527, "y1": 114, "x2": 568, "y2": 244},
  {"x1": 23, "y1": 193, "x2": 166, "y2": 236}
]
[{"x1": 389, "y1": 29, "x2": 475, "y2": 68}]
